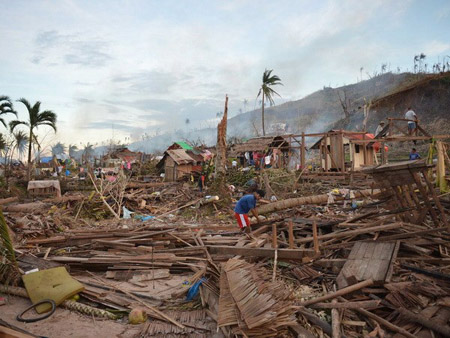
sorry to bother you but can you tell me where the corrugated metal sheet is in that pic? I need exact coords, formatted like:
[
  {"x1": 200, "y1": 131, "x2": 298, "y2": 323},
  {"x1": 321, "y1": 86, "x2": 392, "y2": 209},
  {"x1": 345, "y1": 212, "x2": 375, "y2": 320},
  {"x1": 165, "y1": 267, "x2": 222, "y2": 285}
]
[{"x1": 166, "y1": 149, "x2": 195, "y2": 165}]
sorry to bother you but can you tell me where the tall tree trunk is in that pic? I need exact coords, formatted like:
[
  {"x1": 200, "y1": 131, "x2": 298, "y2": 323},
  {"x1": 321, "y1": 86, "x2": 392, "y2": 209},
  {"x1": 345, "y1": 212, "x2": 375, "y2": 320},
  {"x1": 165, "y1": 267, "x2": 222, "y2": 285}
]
[
  {"x1": 216, "y1": 95, "x2": 228, "y2": 176},
  {"x1": 27, "y1": 129, "x2": 32, "y2": 181},
  {"x1": 262, "y1": 91, "x2": 265, "y2": 136},
  {"x1": 214, "y1": 95, "x2": 229, "y2": 200}
]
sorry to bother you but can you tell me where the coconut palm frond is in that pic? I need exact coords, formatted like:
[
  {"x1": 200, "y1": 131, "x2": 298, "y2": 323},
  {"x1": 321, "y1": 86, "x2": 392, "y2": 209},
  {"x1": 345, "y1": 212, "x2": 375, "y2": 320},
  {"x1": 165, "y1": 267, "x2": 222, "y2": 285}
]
[
  {"x1": 0, "y1": 208, "x2": 19, "y2": 285},
  {"x1": 0, "y1": 133, "x2": 6, "y2": 151},
  {"x1": 9, "y1": 120, "x2": 28, "y2": 132},
  {"x1": 0, "y1": 96, "x2": 17, "y2": 128}
]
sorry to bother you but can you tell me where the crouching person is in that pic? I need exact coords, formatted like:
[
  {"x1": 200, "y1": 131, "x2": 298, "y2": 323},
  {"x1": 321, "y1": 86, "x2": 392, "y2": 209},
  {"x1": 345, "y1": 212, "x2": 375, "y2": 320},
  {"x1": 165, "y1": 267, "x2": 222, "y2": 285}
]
[{"x1": 234, "y1": 189, "x2": 265, "y2": 233}]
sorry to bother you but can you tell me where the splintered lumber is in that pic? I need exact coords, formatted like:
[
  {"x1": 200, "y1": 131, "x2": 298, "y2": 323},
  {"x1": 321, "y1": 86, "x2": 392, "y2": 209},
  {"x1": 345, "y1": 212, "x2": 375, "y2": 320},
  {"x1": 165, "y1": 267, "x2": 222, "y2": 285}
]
[
  {"x1": 352, "y1": 307, "x2": 416, "y2": 338},
  {"x1": 396, "y1": 307, "x2": 450, "y2": 337},
  {"x1": 257, "y1": 188, "x2": 380, "y2": 214},
  {"x1": 288, "y1": 220, "x2": 295, "y2": 249},
  {"x1": 312, "y1": 221, "x2": 320, "y2": 254},
  {"x1": 207, "y1": 246, "x2": 315, "y2": 260},
  {"x1": 299, "y1": 279, "x2": 374, "y2": 307},
  {"x1": 296, "y1": 222, "x2": 402, "y2": 244},
  {"x1": 310, "y1": 300, "x2": 380, "y2": 309},
  {"x1": 298, "y1": 308, "x2": 332, "y2": 336}
]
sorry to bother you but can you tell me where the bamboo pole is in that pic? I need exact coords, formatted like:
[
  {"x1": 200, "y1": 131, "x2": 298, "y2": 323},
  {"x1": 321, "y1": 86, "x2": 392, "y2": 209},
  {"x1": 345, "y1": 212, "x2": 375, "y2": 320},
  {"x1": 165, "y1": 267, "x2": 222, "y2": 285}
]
[{"x1": 299, "y1": 279, "x2": 373, "y2": 307}]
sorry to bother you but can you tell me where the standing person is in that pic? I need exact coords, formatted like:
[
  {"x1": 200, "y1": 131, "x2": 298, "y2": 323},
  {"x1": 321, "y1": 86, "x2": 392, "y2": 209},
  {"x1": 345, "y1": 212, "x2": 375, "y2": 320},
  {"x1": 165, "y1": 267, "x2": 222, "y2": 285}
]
[
  {"x1": 198, "y1": 172, "x2": 206, "y2": 192},
  {"x1": 375, "y1": 121, "x2": 385, "y2": 137},
  {"x1": 231, "y1": 159, "x2": 238, "y2": 170},
  {"x1": 405, "y1": 107, "x2": 418, "y2": 136},
  {"x1": 234, "y1": 189, "x2": 265, "y2": 233},
  {"x1": 409, "y1": 148, "x2": 421, "y2": 160}
]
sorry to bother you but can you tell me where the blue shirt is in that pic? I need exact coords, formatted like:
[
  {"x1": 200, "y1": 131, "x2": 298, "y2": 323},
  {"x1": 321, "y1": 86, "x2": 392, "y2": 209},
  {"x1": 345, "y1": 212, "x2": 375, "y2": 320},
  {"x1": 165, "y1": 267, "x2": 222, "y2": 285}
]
[
  {"x1": 409, "y1": 153, "x2": 420, "y2": 160},
  {"x1": 234, "y1": 194, "x2": 256, "y2": 214}
]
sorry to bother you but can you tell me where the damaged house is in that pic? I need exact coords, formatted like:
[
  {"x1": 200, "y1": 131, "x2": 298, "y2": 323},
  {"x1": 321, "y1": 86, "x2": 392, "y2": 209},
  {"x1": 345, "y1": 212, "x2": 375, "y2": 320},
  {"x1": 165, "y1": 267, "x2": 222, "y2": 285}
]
[
  {"x1": 310, "y1": 130, "x2": 384, "y2": 172},
  {"x1": 157, "y1": 142, "x2": 208, "y2": 182}
]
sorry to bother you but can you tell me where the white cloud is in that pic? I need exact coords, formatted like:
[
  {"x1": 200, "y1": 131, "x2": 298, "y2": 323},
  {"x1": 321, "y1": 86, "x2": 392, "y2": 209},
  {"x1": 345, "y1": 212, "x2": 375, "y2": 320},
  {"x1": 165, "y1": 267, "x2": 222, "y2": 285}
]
[{"x1": 423, "y1": 40, "x2": 450, "y2": 56}]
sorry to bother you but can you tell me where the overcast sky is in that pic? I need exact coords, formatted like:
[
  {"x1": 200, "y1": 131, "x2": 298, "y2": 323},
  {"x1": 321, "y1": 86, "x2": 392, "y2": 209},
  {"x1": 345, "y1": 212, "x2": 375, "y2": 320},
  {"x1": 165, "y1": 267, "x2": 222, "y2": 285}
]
[{"x1": 1, "y1": 0, "x2": 449, "y2": 149}]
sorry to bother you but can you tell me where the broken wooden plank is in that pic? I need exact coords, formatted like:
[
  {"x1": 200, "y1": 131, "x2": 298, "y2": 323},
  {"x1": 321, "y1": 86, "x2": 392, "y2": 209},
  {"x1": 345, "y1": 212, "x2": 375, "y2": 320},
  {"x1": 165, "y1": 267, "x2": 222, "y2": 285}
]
[
  {"x1": 207, "y1": 246, "x2": 315, "y2": 260},
  {"x1": 300, "y1": 279, "x2": 374, "y2": 307}
]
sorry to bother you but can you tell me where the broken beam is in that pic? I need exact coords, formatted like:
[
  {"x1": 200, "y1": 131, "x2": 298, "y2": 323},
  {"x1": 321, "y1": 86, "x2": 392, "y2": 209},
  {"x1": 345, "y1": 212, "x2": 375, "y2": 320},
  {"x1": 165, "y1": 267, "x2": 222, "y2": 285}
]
[{"x1": 206, "y1": 246, "x2": 314, "y2": 260}]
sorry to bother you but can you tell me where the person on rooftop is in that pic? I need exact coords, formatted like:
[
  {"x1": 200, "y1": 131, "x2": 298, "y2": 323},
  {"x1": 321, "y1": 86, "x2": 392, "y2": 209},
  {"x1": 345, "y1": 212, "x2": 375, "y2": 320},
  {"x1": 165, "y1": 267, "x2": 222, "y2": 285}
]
[
  {"x1": 405, "y1": 107, "x2": 418, "y2": 136},
  {"x1": 375, "y1": 121, "x2": 385, "y2": 137}
]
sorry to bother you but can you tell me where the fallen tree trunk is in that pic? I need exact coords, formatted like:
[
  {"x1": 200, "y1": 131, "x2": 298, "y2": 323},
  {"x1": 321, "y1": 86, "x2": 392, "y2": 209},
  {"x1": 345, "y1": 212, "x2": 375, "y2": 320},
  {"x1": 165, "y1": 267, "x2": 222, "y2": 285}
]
[
  {"x1": 257, "y1": 188, "x2": 381, "y2": 215},
  {"x1": 2, "y1": 202, "x2": 48, "y2": 213},
  {"x1": 0, "y1": 197, "x2": 18, "y2": 205}
]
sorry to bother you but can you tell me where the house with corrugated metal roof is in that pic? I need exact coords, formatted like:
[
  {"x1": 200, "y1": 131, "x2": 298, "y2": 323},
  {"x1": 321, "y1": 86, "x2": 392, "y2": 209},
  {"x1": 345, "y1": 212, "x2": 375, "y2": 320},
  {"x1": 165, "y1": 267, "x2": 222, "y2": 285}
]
[{"x1": 157, "y1": 142, "x2": 206, "y2": 181}]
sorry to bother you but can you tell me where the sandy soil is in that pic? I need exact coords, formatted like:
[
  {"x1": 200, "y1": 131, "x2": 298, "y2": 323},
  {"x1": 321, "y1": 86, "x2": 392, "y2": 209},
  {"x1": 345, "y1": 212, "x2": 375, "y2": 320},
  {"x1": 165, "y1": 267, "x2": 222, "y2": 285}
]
[{"x1": 0, "y1": 295, "x2": 141, "y2": 338}]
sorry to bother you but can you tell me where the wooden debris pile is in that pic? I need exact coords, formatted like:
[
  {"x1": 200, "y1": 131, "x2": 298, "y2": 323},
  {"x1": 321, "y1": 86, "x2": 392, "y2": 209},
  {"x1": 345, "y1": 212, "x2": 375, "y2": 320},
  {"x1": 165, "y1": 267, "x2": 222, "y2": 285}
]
[
  {"x1": 2, "y1": 161, "x2": 450, "y2": 337},
  {"x1": 218, "y1": 258, "x2": 297, "y2": 337}
]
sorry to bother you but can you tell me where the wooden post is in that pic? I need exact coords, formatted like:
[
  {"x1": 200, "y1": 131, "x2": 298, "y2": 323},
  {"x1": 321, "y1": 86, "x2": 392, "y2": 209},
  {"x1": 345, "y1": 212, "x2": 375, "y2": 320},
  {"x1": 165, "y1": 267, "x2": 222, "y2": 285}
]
[
  {"x1": 301, "y1": 132, "x2": 306, "y2": 169},
  {"x1": 288, "y1": 220, "x2": 295, "y2": 249},
  {"x1": 331, "y1": 285, "x2": 341, "y2": 338},
  {"x1": 324, "y1": 136, "x2": 329, "y2": 171},
  {"x1": 287, "y1": 136, "x2": 292, "y2": 170},
  {"x1": 340, "y1": 131, "x2": 345, "y2": 173},
  {"x1": 388, "y1": 118, "x2": 393, "y2": 137},
  {"x1": 272, "y1": 223, "x2": 278, "y2": 248},
  {"x1": 380, "y1": 142, "x2": 386, "y2": 164},
  {"x1": 436, "y1": 141, "x2": 448, "y2": 192},
  {"x1": 362, "y1": 134, "x2": 367, "y2": 165},
  {"x1": 313, "y1": 221, "x2": 320, "y2": 254},
  {"x1": 420, "y1": 168, "x2": 449, "y2": 227}
]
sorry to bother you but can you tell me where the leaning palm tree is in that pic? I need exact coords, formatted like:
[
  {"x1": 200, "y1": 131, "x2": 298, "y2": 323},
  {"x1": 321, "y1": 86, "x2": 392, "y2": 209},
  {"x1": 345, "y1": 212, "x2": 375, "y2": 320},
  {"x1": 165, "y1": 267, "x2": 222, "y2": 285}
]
[
  {"x1": 0, "y1": 96, "x2": 17, "y2": 129},
  {"x1": 9, "y1": 98, "x2": 57, "y2": 180},
  {"x1": 256, "y1": 69, "x2": 283, "y2": 136}
]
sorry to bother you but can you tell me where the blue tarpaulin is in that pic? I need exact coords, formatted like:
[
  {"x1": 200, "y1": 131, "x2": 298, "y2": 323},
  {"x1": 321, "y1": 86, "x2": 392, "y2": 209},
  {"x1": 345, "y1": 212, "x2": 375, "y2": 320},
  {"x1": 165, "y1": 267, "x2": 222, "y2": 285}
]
[{"x1": 40, "y1": 157, "x2": 53, "y2": 163}]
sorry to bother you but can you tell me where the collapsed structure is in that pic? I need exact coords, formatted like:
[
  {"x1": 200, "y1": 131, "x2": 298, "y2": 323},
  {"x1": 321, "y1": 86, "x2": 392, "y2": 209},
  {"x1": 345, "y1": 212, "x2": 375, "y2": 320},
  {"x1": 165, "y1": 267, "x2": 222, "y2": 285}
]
[{"x1": 1, "y1": 118, "x2": 450, "y2": 338}]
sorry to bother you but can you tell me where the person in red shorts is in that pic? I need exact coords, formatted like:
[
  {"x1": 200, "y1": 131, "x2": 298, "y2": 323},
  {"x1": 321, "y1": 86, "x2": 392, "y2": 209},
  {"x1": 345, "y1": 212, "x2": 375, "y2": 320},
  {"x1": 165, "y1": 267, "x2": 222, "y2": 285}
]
[{"x1": 234, "y1": 189, "x2": 265, "y2": 233}]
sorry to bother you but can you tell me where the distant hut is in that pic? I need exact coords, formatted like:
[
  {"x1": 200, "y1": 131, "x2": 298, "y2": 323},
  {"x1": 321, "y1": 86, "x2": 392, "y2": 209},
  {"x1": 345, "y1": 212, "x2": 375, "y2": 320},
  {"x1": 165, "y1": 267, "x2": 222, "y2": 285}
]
[
  {"x1": 310, "y1": 130, "x2": 381, "y2": 171},
  {"x1": 157, "y1": 142, "x2": 205, "y2": 181}
]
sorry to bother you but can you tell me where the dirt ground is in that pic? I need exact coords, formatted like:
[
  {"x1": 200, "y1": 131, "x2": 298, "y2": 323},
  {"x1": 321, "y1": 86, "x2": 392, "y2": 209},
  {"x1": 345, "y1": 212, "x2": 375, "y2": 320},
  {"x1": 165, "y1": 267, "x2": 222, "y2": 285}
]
[{"x1": 0, "y1": 295, "x2": 141, "y2": 338}]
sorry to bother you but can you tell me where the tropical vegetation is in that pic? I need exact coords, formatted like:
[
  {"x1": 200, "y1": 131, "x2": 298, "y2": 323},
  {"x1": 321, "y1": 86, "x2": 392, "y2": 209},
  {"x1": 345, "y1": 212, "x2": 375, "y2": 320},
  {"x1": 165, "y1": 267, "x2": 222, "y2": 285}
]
[
  {"x1": 256, "y1": 69, "x2": 282, "y2": 136},
  {"x1": 9, "y1": 98, "x2": 57, "y2": 180}
]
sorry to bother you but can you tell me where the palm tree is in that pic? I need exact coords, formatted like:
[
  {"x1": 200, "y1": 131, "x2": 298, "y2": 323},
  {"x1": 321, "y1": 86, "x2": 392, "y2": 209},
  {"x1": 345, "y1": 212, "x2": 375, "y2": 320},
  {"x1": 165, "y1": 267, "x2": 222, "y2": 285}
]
[
  {"x1": 0, "y1": 96, "x2": 17, "y2": 129},
  {"x1": 82, "y1": 143, "x2": 94, "y2": 164},
  {"x1": 68, "y1": 144, "x2": 78, "y2": 158},
  {"x1": 256, "y1": 69, "x2": 283, "y2": 136},
  {"x1": 51, "y1": 142, "x2": 66, "y2": 156},
  {"x1": 12, "y1": 130, "x2": 28, "y2": 162},
  {"x1": 9, "y1": 98, "x2": 57, "y2": 180}
]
